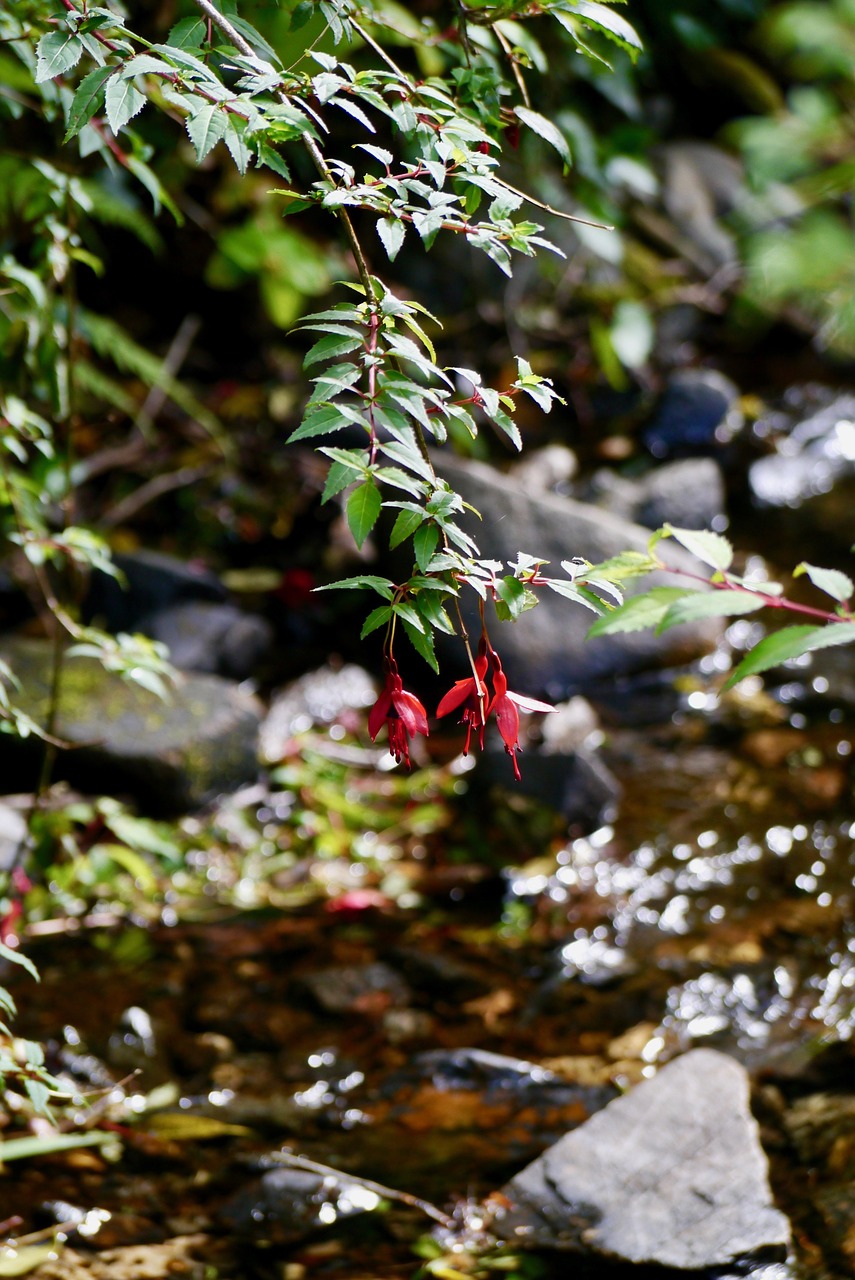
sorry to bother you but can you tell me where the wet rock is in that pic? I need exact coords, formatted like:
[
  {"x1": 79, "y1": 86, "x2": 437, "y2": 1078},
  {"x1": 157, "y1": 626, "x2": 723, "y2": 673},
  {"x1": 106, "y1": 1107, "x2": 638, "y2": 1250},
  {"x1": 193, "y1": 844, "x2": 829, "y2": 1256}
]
[
  {"x1": 86, "y1": 549, "x2": 226, "y2": 634},
  {"x1": 0, "y1": 638, "x2": 262, "y2": 813},
  {"x1": 581, "y1": 458, "x2": 726, "y2": 532},
  {"x1": 138, "y1": 601, "x2": 272, "y2": 680},
  {"x1": 0, "y1": 800, "x2": 27, "y2": 872},
  {"x1": 475, "y1": 745, "x2": 620, "y2": 829},
  {"x1": 496, "y1": 1048, "x2": 791, "y2": 1268},
  {"x1": 642, "y1": 369, "x2": 742, "y2": 458},
  {"x1": 749, "y1": 389, "x2": 855, "y2": 508},
  {"x1": 784, "y1": 1091, "x2": 855, "y2": 1269},
  {"x1": 540, "y1": 697, "x2": 600, "y2": 752},
  {"x1": 260, "y1": 663, "x2": 377, "y2": 762},
  {"x1": 219, "y1": 1164, "x2": 378, "y2": 1241},
  {"x1": 434, "y1": 455, "x2": 721, "y2": 698},
  {"x1": 298, "y1": 962, "x2": 411, "y2": 1015}
]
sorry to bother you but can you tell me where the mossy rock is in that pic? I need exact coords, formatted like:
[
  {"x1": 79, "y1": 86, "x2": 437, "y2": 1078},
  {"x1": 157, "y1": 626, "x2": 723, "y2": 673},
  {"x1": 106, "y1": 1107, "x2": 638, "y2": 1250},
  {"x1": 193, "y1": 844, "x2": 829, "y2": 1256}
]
[{"x1": 0, "y1": 638, "x2": 262, "y2": 814}]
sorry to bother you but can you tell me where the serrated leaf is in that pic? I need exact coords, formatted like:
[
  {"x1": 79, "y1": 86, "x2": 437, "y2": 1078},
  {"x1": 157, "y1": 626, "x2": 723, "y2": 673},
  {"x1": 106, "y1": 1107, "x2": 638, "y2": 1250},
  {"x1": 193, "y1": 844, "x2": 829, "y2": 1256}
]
[
  {"x1": 290, "y1": 405, "x2": 351, "y2": 443},
  {"x1": 322, "y1": 460, "x2": 357, "y2": 503},
  {"x1": 413, "y1": 522, "x2": 439, "y2": 572},
  {"x1": 587, "y1": 551, "x2": 659, "y2": 581},
  {"x1": 587, "y1": 588, "x2": 687, "y2": 636},
  {"x1": 402, "y1": 617, "x2": 438, "y2": 672},
  {"x1": 663, "y1": 525, "x2": 733, "y2": 572},
  {"x1": 168, "y1": 16, "x2": 207, "y2": 48},
  {"x1": 390, "y1": 508, "x2": 424, "y2": 548},
  {"x1": 36, "y1": 29, "x2": 84, "y2": 82},
  {"x1": 314, "y1": 575, "x2": 394, "y2": 598},
  {"x1": 64, "y1": 65, "x2": 115, "y2": 141},
  {"x1": 255, "y1": 141, "x2": 291, "y2": 180},
  {"x1": 347, "y1": 481, "x2": 382, "y2": 548},
  {"x1": 558, "y1": 0, "x2": 642, "y2": 58},
  {"x1": 795, "y1": 562, "x2": 854, "y2": 604},
  {"x1": 723, "y1": 625, "x2": 822, "y2": 689},
  {"x1": 360, "y1": 604, "x2": 392, "y2": 639},
  {"x1": 105, "y1": 75, "x2": 146, "y2": 134},
  {"x1": 377, "y1": 217, "x2": 406, "y2": 261},
  {"x1": 185, "y1": 102, "x2": 228, "y2": 162},
  {"x1": 495, "y1": 575, "x2": 528, "y2": 620},
  {"x1": 515, "y1": 106, "x2": 572, "y2": 166},
  {"x1": 416, "y1": 590, "x2": 455, "y2": 635},
  {"x1": 304, "y1": 331, "x2": 363, "y2": 367},
  {"x1": 657, "y1": 589, "x2": 766, "y2": 632},
  {"x1": 224, "y1": 119, "x2": 250, "y2": 173},
  {"x1": 393, "y1": 601, "x2": 425, "y2": 633}
]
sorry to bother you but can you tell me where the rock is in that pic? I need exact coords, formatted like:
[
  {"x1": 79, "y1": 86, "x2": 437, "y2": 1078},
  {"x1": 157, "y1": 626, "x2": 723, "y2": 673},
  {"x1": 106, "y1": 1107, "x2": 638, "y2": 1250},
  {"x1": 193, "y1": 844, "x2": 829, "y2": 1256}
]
[
  {"x1": 642, "y1": 369, "x2": 742, "y2": 458},
  {"x1": 749, "y1": 388, "x2": 855, "y2": 508},
  {"x1": 85, "y1": 549, "x2": 226, "y2": 634},
  {"x1": 581, "y1": 457, "x2": 727, "y2": 531},
  {"x1": 657, "y1": 142, "x2": 743, "y2": 273},
  {"x1": 0, "y1": 801, "x2": 27, "y2": 872},
  {"x1": 475, "y1": 745, "x2": 620, "y2": 829},
  {"x1": 496, "y1": 1048, "x2": 791, "y2": 1268},
  {"x1": 433, "y1": 455, "x2": 721, "y2": 698},
  {"x1": 0, "y1": 637, "x2": 262, "y2": 813},
  {"x1": 298, "y1": 962, "x2": 411, "y2": 1015},
  {"x1": 540, "y1": 697, "x2": 600, "y2": 752},
  {"x1": 260, "y1": 663, "x2": 377, "y2": 762},
  {"x1": 137, "y1": 601, "x2": 272, "y2": 680},
  {"x1": 509, "y1": 445, "x2": 578, "y2": 495},
  {"x1": 220, "y1": 1164, "x2": 378, "y2": 1241}
]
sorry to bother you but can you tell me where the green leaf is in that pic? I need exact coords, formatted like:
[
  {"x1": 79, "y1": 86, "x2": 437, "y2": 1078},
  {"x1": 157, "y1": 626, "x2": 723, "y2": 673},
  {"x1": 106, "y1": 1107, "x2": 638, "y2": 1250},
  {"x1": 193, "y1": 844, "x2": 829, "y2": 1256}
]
[
  {"x1": 377, "y1": 217, "x2": 405, "y2": 261},
  {"x1": 360, "y1": 604, "x2": 392, "y2": 638},
  {"x1": 168, "y1": 17, "x2": 207, "y2": 48},
  {"x1": 390, "y1": 508, "x2": 424, "y2": 548},
  {"x1": 36, "y1": 29, "x2": 84, "y2": 82},
  {"x1": 0, "y1": 1240, "x2": 62, "y2": 1275},
  {"x1": 662, "y1": 525, "x2": 733, "y2": 572},
  {"x1": 224, "y1": 119, "x2": 250, "y2": 174},
  {"x1": 0, "y1": 942, "x2": 38, "y2": 981},
  {"x1": 724, "y1": 621, "x2": 855, "y2": 689},
  {"x1": 347, "y1": 481, "x2": 382, "y2": 548},
  {"x1": 290, "y1": 405, "x2": 351, "y2": 443},
  {"x1": 322, "y1": 460, "x2": 358, "y2": 503},
  {"x1": 587, "y1": 551, "x2": 660, "y2": 582},
  {"x1": 554, "y1": 1, "x2": 643, "y2": 59},
  {"x1": 255, "y1": 142, "x2": 291, "y2": 180},
  {"x1": 794, "y1": 562, "x2": 854, "y2": 604},
  {"x1": 314, "y1": 575, "x2": 394, "y2": 598},
  {"x1": 402, "y1": 617, "x2": 438, "y2": 672},
  {"x1": 413, "y1": 522, "x2": 439, "y2": 571},
  {"x1": 657, "y1": 590, "x2": 767, "y2": 632},
  {"x1": 64, "y1": 65, "x2": 115, "y2": 141},
  {"x1": 304, "y1": 331, "x2": 363, "y2": 367},
  {"x1": 588, "y1": 588, "x2": 687, "y2": 636},
  {"x1": 105, "y1": 75, "x2": 146, "y2": 134},
  {"x1": 515, "y1": 106, "x2": 572, "y2": 166},
  {"x1": 0, "y1": 1131, "x2": 115, "y2": 1163},
  {"x1": 185, "y1": 103, "x2": 228, "y2": 162},
  {"x1": 415, "y1": 590, "x2": 455, "y2": 635},
  {"x1": 495, "y1": 575, "x2": 529, "y2": 620}
]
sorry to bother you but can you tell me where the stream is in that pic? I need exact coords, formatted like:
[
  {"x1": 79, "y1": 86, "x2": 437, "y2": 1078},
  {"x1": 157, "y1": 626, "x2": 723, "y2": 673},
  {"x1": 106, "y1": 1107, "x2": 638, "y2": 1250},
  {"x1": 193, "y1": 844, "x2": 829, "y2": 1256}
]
[{"x1": 2, "y1": 679, "x2": 854, "y2": 1279}]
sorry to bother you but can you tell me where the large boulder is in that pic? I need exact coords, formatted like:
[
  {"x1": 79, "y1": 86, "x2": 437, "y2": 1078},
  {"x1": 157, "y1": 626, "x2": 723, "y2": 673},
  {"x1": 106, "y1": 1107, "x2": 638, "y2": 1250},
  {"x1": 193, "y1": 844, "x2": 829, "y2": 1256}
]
[
  {"x1": 0, "y1": 637, "x2": 262, "y2": 813},
  {"x1": 496, "y1": 1048, "x2": 791, "y2": 1268},
  {"x1": 434, "y1": 455, "x2": 721, "y2": 698}
]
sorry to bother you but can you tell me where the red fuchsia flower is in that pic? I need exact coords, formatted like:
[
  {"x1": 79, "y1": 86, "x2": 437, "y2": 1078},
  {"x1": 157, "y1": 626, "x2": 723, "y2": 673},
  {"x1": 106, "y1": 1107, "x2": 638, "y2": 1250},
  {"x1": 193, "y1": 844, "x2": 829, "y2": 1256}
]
[
  {"x1": 488, "y1": 649, "x2": 555, "y2": 781},
  {"x1": 435, "y1": 639, "x2": 490, "y2": 754},
  {"x1": 368, "y1": 659, "x2": 429, "y2": 769}
]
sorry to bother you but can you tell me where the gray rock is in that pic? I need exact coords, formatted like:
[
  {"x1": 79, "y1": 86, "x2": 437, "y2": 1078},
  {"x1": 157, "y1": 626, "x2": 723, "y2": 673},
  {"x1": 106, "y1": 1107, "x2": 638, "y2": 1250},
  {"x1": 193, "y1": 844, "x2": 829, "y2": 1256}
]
[
  {"x1": 642, "y1": 369, "x2": 743, "y2": 458},
  {"x1": 260, "y1": 664, "x2": 378, "y2": 762},
  {"x1": 85, "y1": 549, "x2": 226, "y2": 634},
  {"x1": 435, "y1": 455, "x2": 721, "y2": 698},
  {"x1": 299, "y1": 962, "x2": 411, "y2": 1015},
  {"x1": 0, "y1": 637, "x2": 262, "y2": 813},
  {"x1": 0, "y1": 801, "x2": 27, "y2": 872},
  {"x1": 509, "y1": 445, "x2": 578, "y2": 495},
  {"x1": 138, "y1": 601, "x2": 273, "y2": 680},
  {"x1": 749, "y1": 391, "x2": 855, "y2": 507},
  {"x1": 582, "y1": 457, "x2": 726, "y2": 531},
  {"x1": 496, "y1": 1048, "x2": 791, "y2": 1268},
  {"x1": 476, "y1": 746, "x2": 620, "y2": 829}
]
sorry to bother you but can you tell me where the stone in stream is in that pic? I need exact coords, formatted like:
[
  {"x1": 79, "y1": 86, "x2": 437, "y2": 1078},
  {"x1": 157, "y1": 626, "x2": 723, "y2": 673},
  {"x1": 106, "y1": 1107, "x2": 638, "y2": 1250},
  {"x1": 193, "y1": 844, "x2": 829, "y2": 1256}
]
[
  {"x1": 495, "y1": 1048, "x2": 792, "y2": 1269},
  {"x1": 434, "y1": 455, "x2": 722, "y2": 700},
  {"x1": 0, "y1": 637, "x2": 262, "y2": 813}
]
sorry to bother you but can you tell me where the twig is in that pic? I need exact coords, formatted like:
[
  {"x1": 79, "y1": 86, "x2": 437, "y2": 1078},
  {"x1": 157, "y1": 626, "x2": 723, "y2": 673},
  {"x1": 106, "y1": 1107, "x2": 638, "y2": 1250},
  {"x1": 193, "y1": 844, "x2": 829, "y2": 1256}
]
[
  {"x1": 138, "y1": 314, "x2": 202, "y2": 427},
  {"x1": 270, "y1": 1151, "x2": 455, "y2": 1227},
  {"x1": 102, "y1": 464, "x2": 213, "y2": 527}
]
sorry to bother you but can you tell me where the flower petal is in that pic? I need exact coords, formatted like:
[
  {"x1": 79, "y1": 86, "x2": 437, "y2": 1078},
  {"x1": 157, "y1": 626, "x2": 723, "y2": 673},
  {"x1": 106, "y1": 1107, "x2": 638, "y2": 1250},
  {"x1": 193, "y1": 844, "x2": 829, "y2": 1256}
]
[
  {"x1": 437, "y1": 678, "x2": 478, "y2": 718},
  {"x1": 368, "y1": 688, "x2": 392, "y2": 740},
  {"x1": 507, "y1": 691, "x2": 555, "y2": 713},
  {"x1": 395, "y1": 689, "x2": 429, "y2": 737},
  {"x1": 492, "y1": 694, "x2": 520, "y2": 751}
]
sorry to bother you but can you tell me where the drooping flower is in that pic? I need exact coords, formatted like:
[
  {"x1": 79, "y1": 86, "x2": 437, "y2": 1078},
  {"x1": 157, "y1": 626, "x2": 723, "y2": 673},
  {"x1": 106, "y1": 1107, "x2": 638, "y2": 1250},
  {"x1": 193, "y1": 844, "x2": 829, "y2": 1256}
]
[
  {"x1": 487, "y1": 649, "x2": 555, "y2": 781},
  {"x1": 436, "y1": 639, "x2": 489, "y2": 753},
  {"x1": 368, "y1": 660, "x2": 429, "y2": 768}
]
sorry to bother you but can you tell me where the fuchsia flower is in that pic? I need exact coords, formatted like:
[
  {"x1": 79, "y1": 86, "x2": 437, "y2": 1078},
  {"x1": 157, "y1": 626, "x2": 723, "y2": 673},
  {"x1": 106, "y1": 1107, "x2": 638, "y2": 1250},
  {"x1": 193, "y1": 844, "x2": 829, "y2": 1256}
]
[
  {"x1": 487, "y1": 649, "x2": 555, "y2": 781},
  {"x1": 368, "y1": 659, "x2": 429, "y2": 769},
  {"x1": 435, "y1": 639, "x2": 489, "y2": 753},
  {"x1": 436, "y1": 637, "x2": 555, "y2": 779}
]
